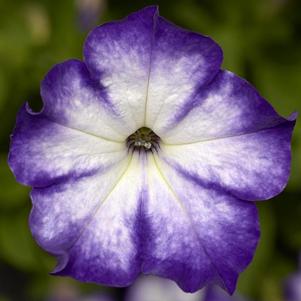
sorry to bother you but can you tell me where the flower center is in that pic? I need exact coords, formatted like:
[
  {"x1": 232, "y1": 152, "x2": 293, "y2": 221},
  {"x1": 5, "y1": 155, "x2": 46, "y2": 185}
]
[{"x1": 126, "y1": 127, "x2": 160, "y2": 153}]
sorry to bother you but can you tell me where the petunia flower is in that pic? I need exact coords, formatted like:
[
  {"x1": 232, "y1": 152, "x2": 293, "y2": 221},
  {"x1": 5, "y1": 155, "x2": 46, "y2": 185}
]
[
  {"x1": 8, "y1": 6, "x2": 296, "y2": 295},
  {"x1": 284, "y1": 254, "x2": 301, "y2": 301},
  {"x1": 126, "y1": 276, "x2": 203, "y2": 301},
  {"x1": 126, "y1": 276, "x2": 249, "y2": 301},
  {"x1": 76, "y1": 0, "x2": 106, "y2": 32}
]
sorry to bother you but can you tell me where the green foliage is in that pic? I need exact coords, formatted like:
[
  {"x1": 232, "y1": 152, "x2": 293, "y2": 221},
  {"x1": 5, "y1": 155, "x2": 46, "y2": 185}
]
[
  {"x1": 0, "y1": 155, "x2": 28, "y2": 209},
  {"x1": 0, "y1": 211, "x2": 38, "y2": 271}
]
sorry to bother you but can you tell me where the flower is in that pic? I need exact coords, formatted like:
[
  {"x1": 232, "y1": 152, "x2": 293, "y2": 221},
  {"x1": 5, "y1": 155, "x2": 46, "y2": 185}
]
[
  {"x1": 203, "y1": 286, "x2": 249, "y2": 301},
  {"x1": 126, "y1": 276, "x2": 249, "y2": 301},
  {"x1": 46, "y1": 276, "x2": 249, "y2": 301},
  {"x1": 126, "y1": 276, "x2": 203, "y2": 301},
  {"x1": 76, "y1": 0, "x2": 106, "y2": 32},
  {"x1": 8, "y1": 6, "x2": 296, "y2": 295},
  {"x1": 284, "y1": 254, "x2": 301, "y2": 301}
]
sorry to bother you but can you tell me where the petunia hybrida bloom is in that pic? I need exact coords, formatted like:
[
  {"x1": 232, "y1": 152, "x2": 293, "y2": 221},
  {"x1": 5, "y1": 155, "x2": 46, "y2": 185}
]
[
  {"x1": 126, "y1": 276, "x2": 249, "y2": 301},
  {"x1": 8, "y1": 6, "x2": 296, "y2": 294},
  {"x1": 284, "y1": 254, "x2": 301, "y2": 301},
  {"x1": 76, "y1": 0, "x2": 106, "y2": 32}
]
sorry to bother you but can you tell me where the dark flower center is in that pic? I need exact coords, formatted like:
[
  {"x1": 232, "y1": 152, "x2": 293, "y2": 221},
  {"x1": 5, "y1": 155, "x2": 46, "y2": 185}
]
[{"x1": 126, "y1": 127, "x2": 160, "y2": 153}]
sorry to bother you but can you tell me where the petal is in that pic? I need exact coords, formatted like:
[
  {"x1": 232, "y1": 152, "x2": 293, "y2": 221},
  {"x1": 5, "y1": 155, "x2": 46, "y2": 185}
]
[
  {"x1": 84, "y1": 6, "x2": 222, "y2": 129},
  {"x1": 125, "y1": 276, "x2": 204, "y2": 301},
  {"x1": 25, "y1": 150, "x2": 258, "y2": 293},
  {"x1": 8, "y1": 104, "x2": 126, "y2": 187},
  {"x1": 159, "y1": 70, "x2": 296, "y2": 143},
  {"x1": 41, "y1": 59, "x2": 129, "y2": 140},
  {"x1": 84, "y1": 6, "x2": 159, "y2": 130},
  {"x1": 284, "y1": 272, "x2": 301, "y2": 301},
  {"x1": 49, "y1": 154, "x2": 145, "y2": 286},
  {"x1": 140, "y1": 154, "x2": 259, "y2": 294},
  {"x1": 160, "y1": 120, "x2": 295, "y2": 201},
  {"x1": 29, "y1": 156, "x2": 130, "y2": 255},
  {"x1": 145, "y1": 14, "x2": 222, "y2": 129}
]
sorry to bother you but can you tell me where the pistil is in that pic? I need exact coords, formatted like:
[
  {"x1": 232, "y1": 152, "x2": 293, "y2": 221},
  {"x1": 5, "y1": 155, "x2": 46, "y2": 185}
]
[{"x1": 126, "y1": 127, "x2": 160, "y2": 153}]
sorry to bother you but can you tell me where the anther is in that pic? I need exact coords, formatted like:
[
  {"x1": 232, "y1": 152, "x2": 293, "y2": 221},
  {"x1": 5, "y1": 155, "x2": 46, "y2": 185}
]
[{"x1": 127, "y1": 127, "x2": 160, "y2": 153}]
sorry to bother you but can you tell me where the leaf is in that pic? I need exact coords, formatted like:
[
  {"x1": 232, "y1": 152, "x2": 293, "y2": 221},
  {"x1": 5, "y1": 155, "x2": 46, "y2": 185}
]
[
  {"x1": 237, "y1": 204, "x2": 276, "y2": 297},
  {"x1": 253, "y1": 59, "x2": 301, "y2": 190},
  {"x1": 0, "y1": 210, "x2": 36, "y2": 270},
  {"x1": 0, "y1": 154, "x2": 29, "y2": 209},
  {"x1": 0, "y1": 209, "x2": 54, "y2": 272}
]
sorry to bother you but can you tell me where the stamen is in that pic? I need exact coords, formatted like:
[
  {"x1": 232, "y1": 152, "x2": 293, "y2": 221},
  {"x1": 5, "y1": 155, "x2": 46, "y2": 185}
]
[{"x1": 126, "y1": 127, "x2": 160, "y2": 153}]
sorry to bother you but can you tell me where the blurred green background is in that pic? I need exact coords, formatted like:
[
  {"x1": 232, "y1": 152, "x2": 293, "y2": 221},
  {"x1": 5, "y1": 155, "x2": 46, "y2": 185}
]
[{"x1": 0, "y1": 0, "x2": 300, "y2": 300}]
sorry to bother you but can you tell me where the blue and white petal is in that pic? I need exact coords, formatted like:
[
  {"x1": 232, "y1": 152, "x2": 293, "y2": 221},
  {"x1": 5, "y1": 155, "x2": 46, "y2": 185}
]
[
  {"x1": 126, "y1": 277, "x2": 247, "y2": 301},
  {"x1": 161, "y1": 122, "x2": 294, "y2": 201},
  {"x1": 8, "y1": 104, "x2": 126, "y2": 187},
  {"x1": 144, "y1": 11, "x2": 222, "y2": 129},
  {"x1": 49, "y1": 154, "x2": 145, "y2": 286},
  {"x1": 84, "y1": 6, "x2": 222, "y2": 131},
  {"x1": 139, "y1": 154, "x2": 259, "y2": 294},
  {"x1": 159, "y1": 71, "x2": 296, "y2": 201},
  {"x1": 159, "y1": 70, "x2": 295, "y2": 143},
  {"x1": 41, "y1": 59, "x2": 130, "y2": 140},
  {"x1": 125, "y1": 276, "x2": 203, "y2": 301},
  {"x1": 30, "y1": 156, "x2": 130, "y2": 255}
]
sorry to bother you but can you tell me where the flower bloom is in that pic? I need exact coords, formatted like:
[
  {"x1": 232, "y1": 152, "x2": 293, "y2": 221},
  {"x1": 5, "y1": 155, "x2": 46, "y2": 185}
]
[
  {"x1": 126, "y1": 276, "x2": 249, "y2": 301},
  {"x1": 8, "y1": 6, "x2": 296, "y2": 294},
  {"x1": 76, "y1": 0, "x2": 106, "y2": 32},
  {"x1": 284, "y1": 254, "x2": 301, "y2": 301}
]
